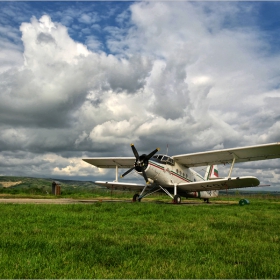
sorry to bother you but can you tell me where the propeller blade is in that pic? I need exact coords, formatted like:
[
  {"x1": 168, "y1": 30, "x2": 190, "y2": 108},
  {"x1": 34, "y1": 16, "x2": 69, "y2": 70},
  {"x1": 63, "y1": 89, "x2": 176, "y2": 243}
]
[
  {"x1": 131, "y1": 144, "x2": 139, "y2": 160},
  {"x1": 121, "y1": 167, "x2": 135, "y2": 178},
  {"x1": 141, "y1": 168, "x2": 149, "y2": 184},
  {"x1": 145, "y1": 147, "x2": 160, "y2": 161},
  {"x1": 124, "y1": 144, "x2": 159, "y2": 184}
]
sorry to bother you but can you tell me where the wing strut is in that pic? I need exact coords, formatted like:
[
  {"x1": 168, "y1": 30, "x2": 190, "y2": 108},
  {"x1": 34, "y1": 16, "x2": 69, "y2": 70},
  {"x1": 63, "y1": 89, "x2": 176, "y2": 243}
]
[
  {"x1": 115, "y1": 165, "x2": 118, "y2": 182},
  {"x1": 228, "y1": 154, "x2": 236, "y2": 177}
]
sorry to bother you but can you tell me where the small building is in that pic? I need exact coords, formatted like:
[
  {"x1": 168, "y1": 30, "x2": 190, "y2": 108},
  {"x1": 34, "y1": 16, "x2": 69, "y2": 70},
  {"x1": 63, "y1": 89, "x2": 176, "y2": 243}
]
[{"x1": 52, "y1": 181, "x2": 61, "y2": 195}]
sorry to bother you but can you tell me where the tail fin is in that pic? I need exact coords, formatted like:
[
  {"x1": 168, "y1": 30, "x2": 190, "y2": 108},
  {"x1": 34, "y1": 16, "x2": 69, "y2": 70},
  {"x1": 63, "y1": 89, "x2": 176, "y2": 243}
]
[{"x1": 204, "y1": 165, "x2": 219, "y2": 180}]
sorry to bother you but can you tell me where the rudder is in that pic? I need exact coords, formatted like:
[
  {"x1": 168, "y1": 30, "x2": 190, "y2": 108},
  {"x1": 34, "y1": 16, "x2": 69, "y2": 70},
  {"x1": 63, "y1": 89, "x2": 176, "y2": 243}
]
[{"x1": 204, "y1": 165, "x2": 219, "y2": 180}]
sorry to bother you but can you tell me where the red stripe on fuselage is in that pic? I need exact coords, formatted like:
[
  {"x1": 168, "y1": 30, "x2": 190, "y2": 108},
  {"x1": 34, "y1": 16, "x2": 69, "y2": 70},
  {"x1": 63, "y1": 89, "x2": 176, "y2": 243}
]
[
  {"x1": 171, "y1": 172, "x2": 191, "y2": 183},
  {"x1": 149, "y1": 162, "x2": 164, "y2": 170},
  {"x1": 148, "y1": 161, "x2": 191, "y2": 183}
]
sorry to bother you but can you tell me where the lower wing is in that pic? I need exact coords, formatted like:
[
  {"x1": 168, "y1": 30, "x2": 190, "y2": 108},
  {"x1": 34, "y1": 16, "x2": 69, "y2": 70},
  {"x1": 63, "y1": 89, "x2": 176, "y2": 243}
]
[
  {"x1": 177, "y1": 176, "x2": 260, "y2": 192},
  {"x1": 94, "y1": 181, "x2": 146, "y2": 191}
]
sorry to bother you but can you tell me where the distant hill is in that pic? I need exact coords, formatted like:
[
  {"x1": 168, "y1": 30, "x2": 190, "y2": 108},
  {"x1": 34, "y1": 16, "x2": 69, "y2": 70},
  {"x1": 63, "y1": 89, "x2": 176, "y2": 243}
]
[
  {"x1": 1, "y1": 176, "x2": 279, "y2": 196},
  {"x1": 50, "y1": 178, "x2": 101, "y2": 187},
  {"x1": 0, "y1": 176, "x2": 99, "y2": 187},
  {"x1": 0, "y1": 176, "x2": 102, "y2": 195}
]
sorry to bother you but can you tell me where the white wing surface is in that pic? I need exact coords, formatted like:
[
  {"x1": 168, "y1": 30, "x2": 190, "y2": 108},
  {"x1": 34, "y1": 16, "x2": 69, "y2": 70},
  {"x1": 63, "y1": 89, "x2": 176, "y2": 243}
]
[
  {"x1": 173, "y1": 142, "x2": 280, "y2": 167},
  {"x1": 83, "y1": 157, "x2": 135, "y2": 168},
  {"x1": 94, "y1": 181, "x2": 146, "y2": 191},
  {"x1": 177, "y1": 176, "x2": 260, "y2": 192}
]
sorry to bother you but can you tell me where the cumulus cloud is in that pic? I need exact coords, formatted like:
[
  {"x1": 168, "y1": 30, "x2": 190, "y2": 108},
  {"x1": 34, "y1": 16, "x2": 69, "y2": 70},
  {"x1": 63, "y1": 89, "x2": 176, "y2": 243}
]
[{"x1": 0, "y1": 2, "x2": 280, "y2": 190}]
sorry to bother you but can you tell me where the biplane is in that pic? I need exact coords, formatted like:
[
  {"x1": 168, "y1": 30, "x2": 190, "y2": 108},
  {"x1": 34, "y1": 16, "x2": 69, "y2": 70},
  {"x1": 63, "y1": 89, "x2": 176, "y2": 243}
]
[{"x1": 83, "y1": 142, "x2": 280, "y2": 203}]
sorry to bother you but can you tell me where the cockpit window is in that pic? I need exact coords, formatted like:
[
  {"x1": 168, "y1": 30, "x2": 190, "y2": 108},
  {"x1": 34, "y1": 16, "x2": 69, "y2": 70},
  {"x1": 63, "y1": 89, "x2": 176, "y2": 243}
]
[
  {"x1": 166, "y1": 157, "x2": 174, "y2": 166},
  {"x1": 151, "y1": 154, "x2": 174, "y2": 166}
]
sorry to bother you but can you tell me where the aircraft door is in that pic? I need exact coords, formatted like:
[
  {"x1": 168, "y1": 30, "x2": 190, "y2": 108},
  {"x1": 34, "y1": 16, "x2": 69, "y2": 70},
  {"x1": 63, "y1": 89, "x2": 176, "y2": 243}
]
[{"x1": 163, "y1": 166, "x2": 172, "y2": 184}]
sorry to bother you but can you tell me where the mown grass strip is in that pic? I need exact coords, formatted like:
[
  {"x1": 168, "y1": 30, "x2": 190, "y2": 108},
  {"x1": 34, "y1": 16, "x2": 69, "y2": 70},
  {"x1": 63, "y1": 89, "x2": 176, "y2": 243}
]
[{"x1": 0, "y1": 200, "x2": 279, "y2": 278}]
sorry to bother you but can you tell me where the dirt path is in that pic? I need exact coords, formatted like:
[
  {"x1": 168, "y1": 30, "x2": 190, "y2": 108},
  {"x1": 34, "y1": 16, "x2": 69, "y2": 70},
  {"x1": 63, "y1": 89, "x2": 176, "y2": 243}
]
[
  {"x1": 0, "y1": 198, "x2": 237, "y2": 205},
  {"x1": 0, "y1": 198, "x2": 80, "y2": 204},
  {"x1": 0, "y1": 181, "x2": 22, "y2": 188},
  {"x1": 0, "y1": 198, "x2": 133, "y2": 204}
]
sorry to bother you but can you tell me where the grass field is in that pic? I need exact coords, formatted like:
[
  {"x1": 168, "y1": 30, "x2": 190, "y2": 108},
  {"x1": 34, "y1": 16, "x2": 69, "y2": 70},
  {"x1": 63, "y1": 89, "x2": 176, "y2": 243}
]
[{"x1": 0, "y1": 198, "x2": 279, "y2": 279}]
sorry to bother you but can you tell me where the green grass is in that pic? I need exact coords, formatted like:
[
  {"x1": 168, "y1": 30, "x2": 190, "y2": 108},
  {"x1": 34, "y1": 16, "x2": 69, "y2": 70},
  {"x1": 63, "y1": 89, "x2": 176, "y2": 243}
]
[{"x1": 0, "y1": 200, "x2": 279, "y2": 278}]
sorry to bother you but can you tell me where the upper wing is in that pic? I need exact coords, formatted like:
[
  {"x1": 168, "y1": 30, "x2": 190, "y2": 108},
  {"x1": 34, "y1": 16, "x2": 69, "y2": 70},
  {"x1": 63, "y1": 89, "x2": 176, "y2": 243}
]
[
  {"x1": 178, "y1": 176, "x2": 260, "y2": 192},
  {"x1": 83, "y1": 157, "x2": 135, "y2": 168},
  {"x1": 173, "y1": 142, "x2": 280, "y2": 167},
  {"x1": 94, "y1": 181, "x2": 146, "y2": 191}
]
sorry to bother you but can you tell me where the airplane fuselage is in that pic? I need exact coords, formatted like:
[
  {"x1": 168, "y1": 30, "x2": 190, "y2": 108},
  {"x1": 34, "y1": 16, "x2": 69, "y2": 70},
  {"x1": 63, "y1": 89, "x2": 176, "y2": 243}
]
[{"x1": 136, "y1": 154, "x2": 218, "y2": 199}]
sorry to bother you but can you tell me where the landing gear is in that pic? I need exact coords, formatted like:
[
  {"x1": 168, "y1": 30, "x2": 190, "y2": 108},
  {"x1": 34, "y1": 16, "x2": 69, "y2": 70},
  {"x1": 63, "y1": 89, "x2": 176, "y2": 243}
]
[
  {"x1": 174, "y1": 195, "x2": 181, "y2": 204},
  {"x1": 132, "y1": 194, "x2": 140, "y2": 202},
  {"x1": 204, "y1": 198, "x2": 210, "y2": 203}
]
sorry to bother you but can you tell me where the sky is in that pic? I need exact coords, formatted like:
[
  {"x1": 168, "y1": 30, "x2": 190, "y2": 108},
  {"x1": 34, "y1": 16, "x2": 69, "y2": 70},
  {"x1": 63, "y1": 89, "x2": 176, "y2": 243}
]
[{"x1": 0, "y1": 1, "x2": 280, "y2": 191}]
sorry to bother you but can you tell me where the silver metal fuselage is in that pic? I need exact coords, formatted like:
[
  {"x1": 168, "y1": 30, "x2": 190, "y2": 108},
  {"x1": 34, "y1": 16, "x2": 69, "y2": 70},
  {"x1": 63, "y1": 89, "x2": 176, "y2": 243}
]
[{"x1": 136, "y1": 156, "x2": 218, "y2": 199}]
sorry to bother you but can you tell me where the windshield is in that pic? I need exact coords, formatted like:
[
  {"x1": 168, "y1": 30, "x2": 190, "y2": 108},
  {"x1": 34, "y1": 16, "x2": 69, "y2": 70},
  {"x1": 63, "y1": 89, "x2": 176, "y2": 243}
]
[{"x1": 152, "y1": 154, "x2": 174, "y2": 166}]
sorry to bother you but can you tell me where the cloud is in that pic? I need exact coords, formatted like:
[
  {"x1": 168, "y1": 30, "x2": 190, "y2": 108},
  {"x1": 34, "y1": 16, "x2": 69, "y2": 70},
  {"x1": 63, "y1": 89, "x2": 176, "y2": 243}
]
[
  {"x1": 78, "y1": 12, "x2": 100, "y2": 25},
  {"x1": 0, "y1": 2, "x2": 280, "y2": 190},
  {"x1": 0, "y1": 15, "x2": 96, "y2": 128}
]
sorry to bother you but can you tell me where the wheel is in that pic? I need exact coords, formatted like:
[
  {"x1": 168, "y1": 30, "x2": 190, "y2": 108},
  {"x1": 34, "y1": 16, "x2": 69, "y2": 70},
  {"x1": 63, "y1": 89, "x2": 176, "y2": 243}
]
[
  {"x1": 132, "y1": 194, "x2": 139, "y2": 202},
  {"x1": 174, "y1": 195, "x2": 181, "y2": 204},
  {"x1": 204, "y1": 198, "x2": 210, "y2": 203}
]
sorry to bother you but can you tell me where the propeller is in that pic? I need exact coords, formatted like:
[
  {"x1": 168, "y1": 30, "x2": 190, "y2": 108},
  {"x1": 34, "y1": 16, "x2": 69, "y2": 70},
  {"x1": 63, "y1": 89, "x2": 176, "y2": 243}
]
[{"x1": 121, "y1": 144, "x2": 160, "y2": 184}]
